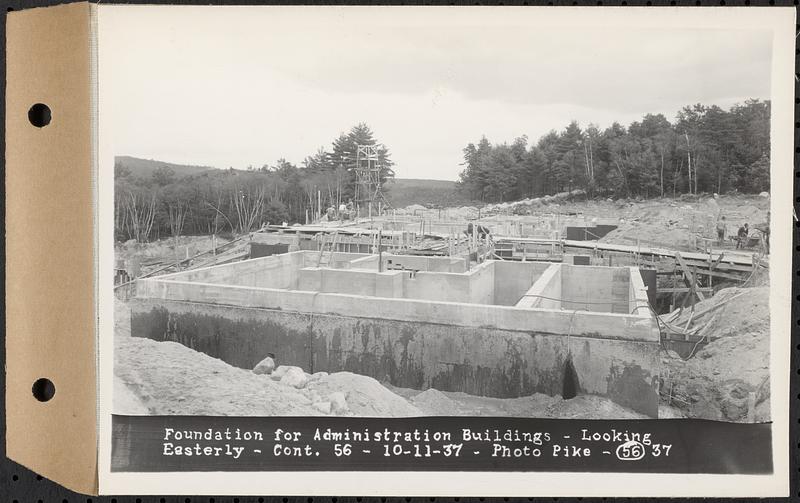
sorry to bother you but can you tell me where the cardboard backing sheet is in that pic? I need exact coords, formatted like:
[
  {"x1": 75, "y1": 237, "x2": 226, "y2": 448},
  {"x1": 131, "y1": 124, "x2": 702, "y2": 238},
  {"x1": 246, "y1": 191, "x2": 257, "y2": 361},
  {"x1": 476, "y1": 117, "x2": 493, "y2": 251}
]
[{"x1": 5, "y1": 1, "x2": 97, "y2": 495}]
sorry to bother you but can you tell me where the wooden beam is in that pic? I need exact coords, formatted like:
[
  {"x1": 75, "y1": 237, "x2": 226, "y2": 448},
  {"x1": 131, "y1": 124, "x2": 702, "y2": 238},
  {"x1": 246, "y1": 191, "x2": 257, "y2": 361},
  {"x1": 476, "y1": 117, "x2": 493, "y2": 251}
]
[
  {"x1": 681, "y1": 258, "x2": 753, "y2": 273},
  {"x1": 675, "y1": 252, "x2": 706, "y2": 301},
  {"x1": 688, "y1": 291, "x2": 746, "y2": 322},
  {"x1": 689, "y1": 268, "x2": 746, "y2": 281},
  {"x1": 658, "y1": 287, "x2": 714, "y2": 294},
  {"x1": 563, "y1": 239, "x2": 758, "y2": 266}
]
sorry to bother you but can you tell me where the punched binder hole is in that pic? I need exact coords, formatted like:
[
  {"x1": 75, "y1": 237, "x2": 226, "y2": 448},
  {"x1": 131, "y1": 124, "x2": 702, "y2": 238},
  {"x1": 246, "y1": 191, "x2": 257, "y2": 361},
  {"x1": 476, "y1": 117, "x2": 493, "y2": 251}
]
[
  {"x1": 28, "y1": 103, "x2": 51, "y2": 128},
  {"x1": 31, "y1": 378, "x2": 55, "y2": 402}
]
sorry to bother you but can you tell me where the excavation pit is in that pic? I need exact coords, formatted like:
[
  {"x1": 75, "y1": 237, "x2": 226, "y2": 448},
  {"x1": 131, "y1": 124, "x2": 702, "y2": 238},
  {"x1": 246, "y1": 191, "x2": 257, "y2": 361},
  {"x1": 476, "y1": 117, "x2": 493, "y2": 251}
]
[{"x1": 131, "y1": 251, "x2": 660, "y2": 417}]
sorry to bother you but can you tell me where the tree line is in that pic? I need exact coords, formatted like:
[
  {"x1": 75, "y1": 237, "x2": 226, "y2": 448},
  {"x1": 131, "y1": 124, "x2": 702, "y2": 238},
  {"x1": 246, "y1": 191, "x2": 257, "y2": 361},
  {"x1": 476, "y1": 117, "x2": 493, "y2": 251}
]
[
  {"x1": 457, "y1": 100, "x2": 770, "y2": 202},
  {"x1": 114, "y1": 123, "x2": 394, "y2": 242}
]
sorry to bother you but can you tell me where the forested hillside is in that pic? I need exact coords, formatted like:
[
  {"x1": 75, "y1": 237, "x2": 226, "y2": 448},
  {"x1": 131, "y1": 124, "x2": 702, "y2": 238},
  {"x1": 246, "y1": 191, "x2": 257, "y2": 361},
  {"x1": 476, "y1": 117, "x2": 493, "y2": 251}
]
[
  {"x1": 115, "y1": 100, "x2": 770, "y2": 243},
  {"x1": 115, "y1": 156, "x2": 216, "y2": 179},
  {"x1": 458, "y1": 100, "x2": 770, "y2": 202},
  {"x1": 114, "y1": 123, "x2": 394, "y2": 242}
]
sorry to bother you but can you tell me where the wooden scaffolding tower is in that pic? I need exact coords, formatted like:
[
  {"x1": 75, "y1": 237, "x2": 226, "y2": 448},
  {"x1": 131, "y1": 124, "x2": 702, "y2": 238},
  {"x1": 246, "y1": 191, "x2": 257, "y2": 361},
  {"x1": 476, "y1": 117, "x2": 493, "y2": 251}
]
[{"x1": 354, "y1": 144, "x2": 391, "y2": 219}]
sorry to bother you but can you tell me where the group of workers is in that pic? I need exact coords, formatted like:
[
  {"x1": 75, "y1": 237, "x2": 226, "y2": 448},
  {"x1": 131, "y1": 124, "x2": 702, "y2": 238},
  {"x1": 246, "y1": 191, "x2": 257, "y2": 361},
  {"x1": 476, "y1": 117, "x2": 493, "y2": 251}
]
[
  {"x1": 715, "y1": 211, "x2": 770, "y2": 252},
  {"x1": 324, "y1": 199, "x2": 355, "y2": 222}
]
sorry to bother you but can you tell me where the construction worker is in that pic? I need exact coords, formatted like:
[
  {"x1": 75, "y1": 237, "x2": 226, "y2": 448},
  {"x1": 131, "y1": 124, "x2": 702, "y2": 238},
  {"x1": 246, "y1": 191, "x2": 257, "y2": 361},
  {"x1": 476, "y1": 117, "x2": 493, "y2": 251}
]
[
  {"x1": 465, "y1": 222, "x2": 491, "y2": 239},
  {"x1": 736, "y1": 223, "x2": 749, "y2": 249},
  {"x1": 715, "y1": 215, "x2": 727, "y2": 245}
]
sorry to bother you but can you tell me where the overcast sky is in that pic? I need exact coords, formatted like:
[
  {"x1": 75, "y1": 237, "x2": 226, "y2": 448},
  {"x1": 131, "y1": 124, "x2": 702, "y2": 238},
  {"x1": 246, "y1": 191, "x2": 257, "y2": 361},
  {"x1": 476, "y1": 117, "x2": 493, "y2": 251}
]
[{"x1": 100, "y1": 7, "x2": 772, "y2": 181}]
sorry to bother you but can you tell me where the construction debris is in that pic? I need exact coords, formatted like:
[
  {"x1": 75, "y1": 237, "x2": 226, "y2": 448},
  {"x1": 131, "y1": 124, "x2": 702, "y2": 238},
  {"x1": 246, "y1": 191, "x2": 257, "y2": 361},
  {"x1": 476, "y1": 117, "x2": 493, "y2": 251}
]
[{"x1": 660, "y1": 286, "x2": 770, "y2": 422}]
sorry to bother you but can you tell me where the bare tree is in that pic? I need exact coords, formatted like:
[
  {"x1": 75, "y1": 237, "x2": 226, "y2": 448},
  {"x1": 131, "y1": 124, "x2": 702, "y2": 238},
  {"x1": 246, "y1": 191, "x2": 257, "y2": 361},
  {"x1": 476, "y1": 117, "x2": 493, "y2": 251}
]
[
  {"x1": 230, "y1": 184, "x2": 266, "y2": 233},
  {"x1": 123, "y1": 189, "x2": 157, "y2": 242}
]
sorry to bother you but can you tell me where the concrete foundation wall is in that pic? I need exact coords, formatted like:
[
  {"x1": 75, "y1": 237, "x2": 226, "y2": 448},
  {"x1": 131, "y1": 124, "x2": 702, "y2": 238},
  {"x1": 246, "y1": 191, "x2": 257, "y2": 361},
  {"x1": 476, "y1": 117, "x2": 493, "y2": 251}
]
[
  {"x1": 297, "y1": 268, "x2": 408, "y2": 299},
  {"x1": 628, "y1": 268, "x2": 651, "y2": 316},
  {"x1": 136, "y1": 279, "x2": 659, "y2": 343},
  {"x1": 468, "y1": 261, "x2": 495, "y2": 305},
  {"x1": 560, "y1": 265, "x2": 629, "y2": 313},
  {"x1": 516, "y1": 263, "x2": 561, "y2": 309},
  {"x1": 294, "y1": 259, "x2": 497, "y2": 304},
  {"x1": 134, "y1": 253, "x2": 660, "y2": 416},
  {"x1": 130, "y1": 298, "x2": 660, "y2": 416},
  {"x1": 348, "y1": 255, "x2": 379, "y2": 269},
  {"x1": 382, "y1": 254, "x2": 466, "y2": 273},
  {"x1": 158, "y1": 252, "x2": 307, "y2": 290},
  {"x1": 403, "y1": 270, "x2": 471, "y2": 303},
  {"x1": 492, "y1": 261, "x2": 552, "y2": 306}
]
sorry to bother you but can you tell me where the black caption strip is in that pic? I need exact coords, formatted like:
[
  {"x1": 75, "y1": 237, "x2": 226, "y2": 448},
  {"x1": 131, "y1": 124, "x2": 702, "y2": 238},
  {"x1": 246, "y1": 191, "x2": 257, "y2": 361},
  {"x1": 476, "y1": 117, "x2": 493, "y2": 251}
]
[{"x1": 111, "y1": 415, "x2": 772, "y2": 474}]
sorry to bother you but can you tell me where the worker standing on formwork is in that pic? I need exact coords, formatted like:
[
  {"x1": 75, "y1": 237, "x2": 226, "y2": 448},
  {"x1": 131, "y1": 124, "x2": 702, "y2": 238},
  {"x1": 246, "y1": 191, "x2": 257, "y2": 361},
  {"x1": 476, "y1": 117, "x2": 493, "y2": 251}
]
[{"x1": 715, "y1": 215, "x2": 727, "y2": 246}]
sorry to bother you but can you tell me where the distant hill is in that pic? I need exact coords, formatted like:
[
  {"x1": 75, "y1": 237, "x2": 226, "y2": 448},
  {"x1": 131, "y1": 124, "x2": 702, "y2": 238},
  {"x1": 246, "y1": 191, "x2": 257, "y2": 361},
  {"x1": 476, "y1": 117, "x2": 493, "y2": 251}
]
[
  {"x1": 384, "y1": 178, "x2": 476, "y2": 208},
  {"x1": 115, "y1": 156, "x2": 217, "y2": 179}
]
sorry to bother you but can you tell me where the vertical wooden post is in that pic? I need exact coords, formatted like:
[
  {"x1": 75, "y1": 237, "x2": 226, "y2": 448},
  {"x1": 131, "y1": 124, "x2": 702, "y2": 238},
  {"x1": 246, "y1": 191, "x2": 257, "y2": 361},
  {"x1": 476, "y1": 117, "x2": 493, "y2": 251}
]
[
  {"x1": 378, "y1": 229, "x2": 383, "y2": 272},
  {"x1": 708, "y1": 254, "x2": 713, "y2": 289},
  {"x1": 670, "y1": 266, "x2": 677, "y2": 312}
]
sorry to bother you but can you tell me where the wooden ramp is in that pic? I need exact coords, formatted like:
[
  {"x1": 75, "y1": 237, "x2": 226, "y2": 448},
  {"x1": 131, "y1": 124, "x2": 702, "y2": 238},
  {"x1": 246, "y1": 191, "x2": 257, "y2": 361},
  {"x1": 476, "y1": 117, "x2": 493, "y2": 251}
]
[{"x1": 562, "y1": 239, "x2": 762, "y2": 267}]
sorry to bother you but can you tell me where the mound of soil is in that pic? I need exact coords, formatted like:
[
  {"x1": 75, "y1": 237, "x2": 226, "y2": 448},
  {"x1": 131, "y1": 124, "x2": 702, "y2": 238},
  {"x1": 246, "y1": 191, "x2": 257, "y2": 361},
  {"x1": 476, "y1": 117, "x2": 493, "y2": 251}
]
[
  {"x1": 661, "y1": 286, "x2": 770, "y2": 422},
  {"x1": 410, "y1": 388, "x2": 460, "y2": 415},
  {"x1": 306, "y1": 372, "x2": 423, "y2": 417},
  {"x1": 543, "y1": 395, "x2": 649, "y2": 419},
  {"x1": 115, "y1": 336, "x2": 323, "y2": 416}
]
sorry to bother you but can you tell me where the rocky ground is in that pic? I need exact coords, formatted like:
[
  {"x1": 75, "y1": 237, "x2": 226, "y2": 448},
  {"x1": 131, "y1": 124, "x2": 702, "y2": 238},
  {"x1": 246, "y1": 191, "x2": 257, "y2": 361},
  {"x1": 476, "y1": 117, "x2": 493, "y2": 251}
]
[{"x1": 660, "y1": 286, "x2": 770, "y2": 422}]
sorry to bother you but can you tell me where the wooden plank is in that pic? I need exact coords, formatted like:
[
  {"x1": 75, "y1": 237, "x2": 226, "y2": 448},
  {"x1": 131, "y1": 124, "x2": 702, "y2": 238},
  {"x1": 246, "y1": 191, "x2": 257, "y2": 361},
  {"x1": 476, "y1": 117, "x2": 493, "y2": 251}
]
[
  {"x1": 689, "y1": 268, "x2": 746, "y2": 281},
  {"x1": 658, "y1": 287, "x2": 714, "y2": 294},
  {"x1": 687, "y1": 291, "x2": 746, "y2": 322},
  {"x1": 682, "y1": 258, "x2": 753, "y2": 273},
  {"x1": 563, "y1": 239, "x2": 758, "y2": 266},
  {"x1": 662, "y1": 331, "x2": 710, "y2": 344},
  {"x1": 675, "y1": 252, "x2": 706, "y2": 301}
]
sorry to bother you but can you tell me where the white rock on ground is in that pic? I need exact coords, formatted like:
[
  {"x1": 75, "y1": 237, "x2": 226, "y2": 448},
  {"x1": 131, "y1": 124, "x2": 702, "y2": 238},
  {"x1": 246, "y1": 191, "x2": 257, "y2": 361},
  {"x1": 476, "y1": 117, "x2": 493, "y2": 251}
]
[
  {"x1": 252, "y1": 356, "x2": 275, "y2": 375},
  {"x1": 307, "y1": 372, "x2": 422, "y2": 417},
  {"x1": 313, "y1": 401, "x2": 332, "y2": 414},
  {"x1": 272, "y1": 365, "x2": 296, "y2": 379},
  {"x1": 280, "y1": 367, "x2": 309, "y2": 389},
  {"x1": 329, "y1": 392, "x2": 350, "y2": 415}
]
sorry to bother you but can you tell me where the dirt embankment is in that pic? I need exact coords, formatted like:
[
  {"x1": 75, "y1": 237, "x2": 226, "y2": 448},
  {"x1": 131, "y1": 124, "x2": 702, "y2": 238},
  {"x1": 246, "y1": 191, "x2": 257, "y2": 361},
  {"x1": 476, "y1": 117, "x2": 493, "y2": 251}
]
[
  {"x1": 661, "y1": 286, "x2": 770, "y2": 422},
  {"x1": 431, "y1": 193, "x2": 768, "y2": 252},
  {"x1": 598, "y1": 195, "x2": 768, "y2": 251}
]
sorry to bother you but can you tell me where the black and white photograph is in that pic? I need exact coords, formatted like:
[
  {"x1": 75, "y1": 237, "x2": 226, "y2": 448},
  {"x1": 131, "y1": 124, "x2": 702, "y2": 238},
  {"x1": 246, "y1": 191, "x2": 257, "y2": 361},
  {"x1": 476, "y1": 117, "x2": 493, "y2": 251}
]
[{"x1": 96, "y1": 5, "x2": 793, "y2": 497}]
